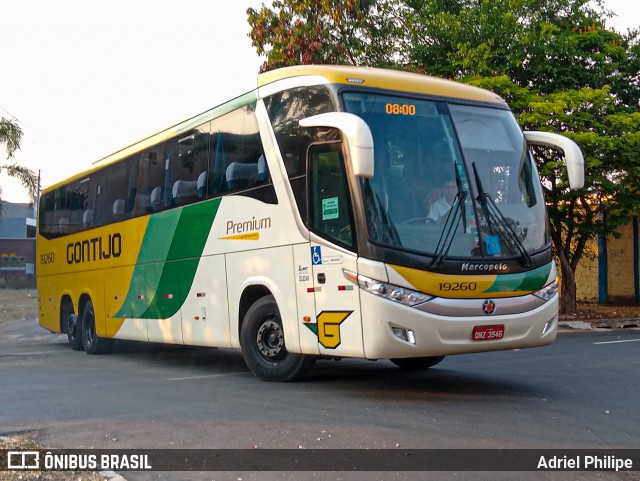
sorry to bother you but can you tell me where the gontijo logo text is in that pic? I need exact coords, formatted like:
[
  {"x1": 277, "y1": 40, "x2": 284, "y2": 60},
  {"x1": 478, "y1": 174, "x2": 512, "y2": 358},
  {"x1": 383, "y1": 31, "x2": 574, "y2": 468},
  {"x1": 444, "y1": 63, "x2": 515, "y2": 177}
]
[{"x1": 66, "y1": 233, "x2": 122, "y2": 264}]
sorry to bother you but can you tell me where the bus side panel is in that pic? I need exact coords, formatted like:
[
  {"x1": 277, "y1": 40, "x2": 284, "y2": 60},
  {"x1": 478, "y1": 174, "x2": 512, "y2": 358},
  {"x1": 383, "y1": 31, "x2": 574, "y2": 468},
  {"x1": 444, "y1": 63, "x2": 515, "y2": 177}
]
[
  {"x1": 104, "y1": 264, "x2": 147, "y2": 342},
  {"x1": 37, "y1": 276, "x2": 59, "y2": 333},
  {"x1": 309, "y1": 243, "x2": 364, "y2": 358},
  {"x1": 146, "y1": 259, "x2": 184, "y2": 345},
  {"x1": 226, "y1": 245, "x2": 299, "y2": 352},
  {"x1": 181, "y1": 254, "x2": 231, "y2": 348},
  {"x1": 292, "y1": 243, "x2": 320, "y2": 355}
]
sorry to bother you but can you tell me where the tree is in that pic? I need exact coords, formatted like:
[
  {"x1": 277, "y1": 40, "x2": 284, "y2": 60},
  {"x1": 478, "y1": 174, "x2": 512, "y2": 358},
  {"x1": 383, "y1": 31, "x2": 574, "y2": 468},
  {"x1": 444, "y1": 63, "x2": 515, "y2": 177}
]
[
  {"x1": 247, "y1": 0, "x2": 406, "y2": 71},
  {"x1": 0, "y1": 117, "x2": 38, "y2": 214}
]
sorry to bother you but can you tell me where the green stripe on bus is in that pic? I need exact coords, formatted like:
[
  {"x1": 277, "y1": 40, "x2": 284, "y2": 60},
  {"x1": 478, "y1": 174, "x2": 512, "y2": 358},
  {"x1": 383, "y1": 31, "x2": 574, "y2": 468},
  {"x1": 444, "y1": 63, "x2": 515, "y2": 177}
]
[
  {"x1": 484, "y1": 263, "x2": 552, "y2": 294},
  {"x1": 115, "y1": 198, "x2": 221, "y2": 319}
]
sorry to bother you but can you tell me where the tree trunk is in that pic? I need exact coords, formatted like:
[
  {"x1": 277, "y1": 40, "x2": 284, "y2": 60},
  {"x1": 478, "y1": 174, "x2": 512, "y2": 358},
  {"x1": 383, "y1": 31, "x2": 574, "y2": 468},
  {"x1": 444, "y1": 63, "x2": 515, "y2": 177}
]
[{"x1": 558, "y1": 254, "x2": 577, "y2": 315}]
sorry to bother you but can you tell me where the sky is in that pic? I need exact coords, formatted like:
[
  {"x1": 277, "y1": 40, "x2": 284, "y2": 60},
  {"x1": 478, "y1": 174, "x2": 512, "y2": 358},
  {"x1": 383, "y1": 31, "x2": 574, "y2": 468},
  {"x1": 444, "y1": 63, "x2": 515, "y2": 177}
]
[{"x1": 1, "y1": 0, "x2": 638, "y2": 205}]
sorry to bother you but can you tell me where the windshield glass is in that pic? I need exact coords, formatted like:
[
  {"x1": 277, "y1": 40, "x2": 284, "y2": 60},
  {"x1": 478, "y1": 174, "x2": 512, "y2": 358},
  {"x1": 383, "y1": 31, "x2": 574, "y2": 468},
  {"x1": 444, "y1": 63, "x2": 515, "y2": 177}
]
[{"x1": 342, "y1": 92, "x2": 549, "y2": 260}]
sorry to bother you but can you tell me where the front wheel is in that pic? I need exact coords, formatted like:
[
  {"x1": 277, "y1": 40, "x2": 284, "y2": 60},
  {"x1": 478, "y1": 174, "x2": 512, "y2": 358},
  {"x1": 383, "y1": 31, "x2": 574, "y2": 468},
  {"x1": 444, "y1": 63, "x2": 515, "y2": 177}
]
[
  {"x1": 240, "y1": 295, "x2": 314, "y2": 382},
  {"x1": 390, "y1": 356, "x2": 445, "y2": 370},
  {"x1": 81, "y1": 299, "x2": 112, "y2": 355}
]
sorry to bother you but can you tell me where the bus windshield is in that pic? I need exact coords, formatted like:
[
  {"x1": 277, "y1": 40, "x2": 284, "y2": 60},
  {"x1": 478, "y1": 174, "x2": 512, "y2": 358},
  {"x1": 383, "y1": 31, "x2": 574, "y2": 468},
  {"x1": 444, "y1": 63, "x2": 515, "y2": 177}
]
[{"x1": 342, "y1": 92, "x2": 549, "y2": 261}]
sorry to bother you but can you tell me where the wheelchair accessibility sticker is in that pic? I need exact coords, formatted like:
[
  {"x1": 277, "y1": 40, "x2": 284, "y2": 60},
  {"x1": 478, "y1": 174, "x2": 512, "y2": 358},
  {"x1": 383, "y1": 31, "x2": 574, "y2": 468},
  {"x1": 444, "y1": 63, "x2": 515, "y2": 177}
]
[{"x1": 311, "y1": 246, "x2": 322, "y2": 265}]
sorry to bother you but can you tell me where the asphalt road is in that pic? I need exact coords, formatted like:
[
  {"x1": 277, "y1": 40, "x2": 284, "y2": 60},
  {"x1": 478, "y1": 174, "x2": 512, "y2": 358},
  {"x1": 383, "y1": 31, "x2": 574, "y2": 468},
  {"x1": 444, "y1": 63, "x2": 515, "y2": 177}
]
[{"x1": 1, "y1": 317, "x2": 639, "y2": 481}]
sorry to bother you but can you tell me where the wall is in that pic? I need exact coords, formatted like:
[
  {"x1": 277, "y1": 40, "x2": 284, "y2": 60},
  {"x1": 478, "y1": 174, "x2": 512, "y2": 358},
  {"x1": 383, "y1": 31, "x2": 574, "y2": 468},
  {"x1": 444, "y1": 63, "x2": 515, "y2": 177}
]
[
  {"x1": 0, "y1": 239, "x2": 36, "y2": 288},
  {"x1": 574, "y1": 219, "x2": 639, "y2": 304}
]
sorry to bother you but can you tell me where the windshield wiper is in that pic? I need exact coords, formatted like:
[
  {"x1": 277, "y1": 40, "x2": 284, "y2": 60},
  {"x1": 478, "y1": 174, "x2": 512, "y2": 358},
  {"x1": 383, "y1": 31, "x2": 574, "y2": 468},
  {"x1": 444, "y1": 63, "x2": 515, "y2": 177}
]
[
  {"x1": 362, "y1": 180, "x2": 401, "y2": 246},
  {"x1": 430, "y1": 190, "x2": 467, "y2": 269},
  {"x1": 472, "y1": 162, "x2": 532, "y2": 267},
  {"x1": 430, "y1": 161, "x2": 470, "y2": 269}
]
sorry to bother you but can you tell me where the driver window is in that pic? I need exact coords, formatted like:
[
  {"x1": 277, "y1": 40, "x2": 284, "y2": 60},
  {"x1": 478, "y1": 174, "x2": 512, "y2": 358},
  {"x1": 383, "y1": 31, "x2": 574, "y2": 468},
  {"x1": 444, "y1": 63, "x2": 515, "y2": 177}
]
[{"x1": 308, "y1": 143, "x2": 355, "y2": 250}]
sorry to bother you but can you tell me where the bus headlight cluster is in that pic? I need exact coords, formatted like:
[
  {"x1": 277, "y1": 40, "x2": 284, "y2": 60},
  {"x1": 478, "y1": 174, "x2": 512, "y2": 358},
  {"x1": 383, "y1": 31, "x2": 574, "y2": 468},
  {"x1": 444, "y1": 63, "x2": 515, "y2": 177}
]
[
  {"x1": 343, "y1": 269, "x2": 432, "y2": 307},
  {"x1": 533, "y1": 279, "x2": 558, "y2": 302}
]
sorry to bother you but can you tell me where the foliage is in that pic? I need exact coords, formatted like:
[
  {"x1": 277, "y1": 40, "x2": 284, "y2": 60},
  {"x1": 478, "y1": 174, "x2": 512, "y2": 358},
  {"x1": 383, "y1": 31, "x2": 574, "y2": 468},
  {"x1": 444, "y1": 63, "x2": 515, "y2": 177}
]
[
  {"x1": 0, "y1": 118, "x2": 23, "y2": 159},
  {"x1": 247, "y1": 0, "x2": 407, "y2": 71},
  {"x1": 0, "y1": 117, "x2": 38, "y2": 213}
]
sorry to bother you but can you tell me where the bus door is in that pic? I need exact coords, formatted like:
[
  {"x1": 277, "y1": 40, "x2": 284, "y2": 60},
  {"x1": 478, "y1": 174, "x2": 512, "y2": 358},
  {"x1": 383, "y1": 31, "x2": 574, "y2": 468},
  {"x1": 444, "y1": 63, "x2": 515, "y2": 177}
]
[{"x1": 306, "y1": 143, "x2": 364, "y2": 358}]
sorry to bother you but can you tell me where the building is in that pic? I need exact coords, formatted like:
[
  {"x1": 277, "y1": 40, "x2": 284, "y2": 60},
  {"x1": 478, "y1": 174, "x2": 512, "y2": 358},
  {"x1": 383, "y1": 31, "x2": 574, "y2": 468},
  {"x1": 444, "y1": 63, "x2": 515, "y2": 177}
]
[{"x1": 0, "y1": 201, "x2": 36, "y2": 288}]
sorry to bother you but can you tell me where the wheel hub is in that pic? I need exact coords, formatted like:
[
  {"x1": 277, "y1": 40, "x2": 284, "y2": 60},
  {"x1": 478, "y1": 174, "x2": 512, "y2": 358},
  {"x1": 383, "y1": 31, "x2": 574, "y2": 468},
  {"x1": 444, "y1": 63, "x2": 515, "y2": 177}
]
[{"x1": 256, "y1": 318, "x2": 284, "y2": 359}]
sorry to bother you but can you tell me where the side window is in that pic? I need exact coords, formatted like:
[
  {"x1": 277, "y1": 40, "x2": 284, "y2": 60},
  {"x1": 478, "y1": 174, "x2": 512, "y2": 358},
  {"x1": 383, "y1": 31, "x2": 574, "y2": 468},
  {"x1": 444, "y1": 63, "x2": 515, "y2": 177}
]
[
  {"x1": 133, "y1": 146, "x2": 165, "y2": 215},
  {"x1": 51, "y1": 181, "x2": 85, "y2": 235},
  {"x1": 39, "y1": 191, "x2": 55, "y2": 238},
  {"x1": 39, "y1": 176, "x2": 95, "y2": 238},
  {"x1": 79, "y1": 176, "x2": 96, "y2": 229},
  {"x1": 308, "y1": 143, "x2": 355, "y2": 250},
  {"x1": 208, "y1": 104, "x2": 275, "y2": 203},
  {"x1": 265, "y1": 85, "x2": 338, "y2": 223},
  {"x1": 52, "y1": 186, "x2": 70, "y2": 235},
  {"x1": 169, "y1": 124, "x2": 210, "y2": 206},
  {"x1": 95, "y1": 160, "x2": 130, "y2": 227}
]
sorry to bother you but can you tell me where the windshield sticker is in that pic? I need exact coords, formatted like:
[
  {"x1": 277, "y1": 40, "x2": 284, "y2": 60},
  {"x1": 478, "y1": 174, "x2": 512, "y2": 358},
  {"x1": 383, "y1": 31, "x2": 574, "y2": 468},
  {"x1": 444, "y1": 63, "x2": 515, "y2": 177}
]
[
  {"x1": 484, "y1": 235, "x2": 502, "y2": 256},
  {"x1": 321, "y1": 255, "x2": 342, "y2": 265},
  {"x1": 322, "y1": 197, "x2": 339, "y2": 220}
]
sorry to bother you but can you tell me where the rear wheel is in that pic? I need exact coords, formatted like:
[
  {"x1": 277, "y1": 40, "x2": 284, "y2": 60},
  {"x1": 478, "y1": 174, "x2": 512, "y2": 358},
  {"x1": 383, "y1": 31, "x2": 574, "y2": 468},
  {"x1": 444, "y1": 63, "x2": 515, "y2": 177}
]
[
  {"x1": 67, "y1": 313, "x2": 83, "y2": 351},
  {"x1": 62, "y1": 301, "x2": 82, "y2": 351},
  {"x1": 240, "y1": 295, "x2": 314, "y2": 382},
  {"x1": 390, "y1": 356, "x2": 445, "y2": 370},
  {"x1": 81, "y1": 299, "x2": 111, "y2": 355}
]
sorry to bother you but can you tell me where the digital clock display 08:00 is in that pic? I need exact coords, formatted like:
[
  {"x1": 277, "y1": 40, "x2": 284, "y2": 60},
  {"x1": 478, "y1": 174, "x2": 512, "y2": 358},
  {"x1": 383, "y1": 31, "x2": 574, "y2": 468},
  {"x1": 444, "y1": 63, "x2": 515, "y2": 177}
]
[{"x1": 385, "y1": 103, "x2": 416, "y2": 115}]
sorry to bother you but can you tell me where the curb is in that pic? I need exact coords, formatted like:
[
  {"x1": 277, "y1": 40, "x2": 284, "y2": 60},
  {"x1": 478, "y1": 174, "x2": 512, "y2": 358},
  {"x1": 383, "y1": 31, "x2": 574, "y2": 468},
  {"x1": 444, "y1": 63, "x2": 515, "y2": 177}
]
[{"x1": 558, "y1": 318, "x2": 640, "y2": 330}]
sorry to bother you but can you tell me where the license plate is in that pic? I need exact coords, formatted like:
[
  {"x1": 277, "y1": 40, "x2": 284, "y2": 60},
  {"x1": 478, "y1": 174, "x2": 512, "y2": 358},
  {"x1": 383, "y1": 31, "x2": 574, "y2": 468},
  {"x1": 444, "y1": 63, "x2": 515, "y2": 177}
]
[{"x1": 472, "y1": 325, "x2": 505, "y2": 341}]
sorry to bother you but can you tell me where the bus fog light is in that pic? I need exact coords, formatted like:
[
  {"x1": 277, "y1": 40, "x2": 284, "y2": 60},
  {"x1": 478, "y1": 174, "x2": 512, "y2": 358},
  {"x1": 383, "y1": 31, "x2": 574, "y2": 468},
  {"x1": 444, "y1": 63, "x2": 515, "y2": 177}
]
[
  {"x1": 406, "y1": 329, "x2": 416, "y2": 344},
  {"x1": 391, "y1": 326, "x2": 416, "y2": 344},
  {"x1": 542, "y1": 319, "x2": 555, "y2": 336}
]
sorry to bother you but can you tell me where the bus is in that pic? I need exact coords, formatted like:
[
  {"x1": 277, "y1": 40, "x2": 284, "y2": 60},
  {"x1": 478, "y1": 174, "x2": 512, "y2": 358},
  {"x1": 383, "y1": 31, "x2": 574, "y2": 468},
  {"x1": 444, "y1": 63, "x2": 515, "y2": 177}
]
[{"x1": 36, "y1": 65, "x2": 584, "y2": 381}]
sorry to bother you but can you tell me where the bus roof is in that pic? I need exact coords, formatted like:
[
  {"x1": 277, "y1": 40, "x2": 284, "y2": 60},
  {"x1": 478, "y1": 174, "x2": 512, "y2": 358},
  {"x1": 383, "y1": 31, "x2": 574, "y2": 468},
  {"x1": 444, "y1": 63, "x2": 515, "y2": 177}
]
[{"x1": 257, "y1": 65, "x2": 506, "y2": 106}]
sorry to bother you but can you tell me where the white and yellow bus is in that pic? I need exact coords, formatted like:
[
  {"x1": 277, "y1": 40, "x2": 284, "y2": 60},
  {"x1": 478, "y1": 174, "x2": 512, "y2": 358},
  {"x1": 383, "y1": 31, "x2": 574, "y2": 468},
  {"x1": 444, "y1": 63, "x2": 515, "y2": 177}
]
[{"x1": 37, "y1": 65, "x2": 584, "y2": 381}]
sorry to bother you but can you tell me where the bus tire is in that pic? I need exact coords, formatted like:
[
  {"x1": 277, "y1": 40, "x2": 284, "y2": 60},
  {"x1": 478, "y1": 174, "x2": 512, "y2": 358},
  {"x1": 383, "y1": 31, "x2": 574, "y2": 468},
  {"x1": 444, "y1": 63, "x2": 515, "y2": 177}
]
[
  {"x1": 240, "y1": 295, "x2": 314, "y2": 382},
  {"x1": 67, "y1": 313, "x2": 83, "y2": 351},
  {"x1": 81, "y1": 299, "x2": 111, "y2": 355},
  {"x1": 390, "y1": 356, "x2": 445, "y2": 370},
  {"x1": 62, "y1": 299, "x2": 83, "y2": 351}
]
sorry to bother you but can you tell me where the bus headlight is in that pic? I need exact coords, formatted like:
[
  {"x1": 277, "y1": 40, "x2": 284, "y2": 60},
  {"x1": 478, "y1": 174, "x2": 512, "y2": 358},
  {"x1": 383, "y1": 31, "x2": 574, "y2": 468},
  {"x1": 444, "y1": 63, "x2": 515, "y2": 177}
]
[
  {"x1": 343, "y1": 269, "x2": 432, "y2": 307},
  {"x1": 533, "y1": 279, "x2": 558, "y2": 302}
]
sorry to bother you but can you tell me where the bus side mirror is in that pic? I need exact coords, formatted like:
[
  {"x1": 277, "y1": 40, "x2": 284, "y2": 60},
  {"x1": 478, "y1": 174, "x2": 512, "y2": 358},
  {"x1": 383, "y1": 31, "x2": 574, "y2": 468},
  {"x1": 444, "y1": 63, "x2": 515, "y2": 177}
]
[
  {"x1": 524, "y1": 131, "x2": 585, "y2": 190},
  {"x1": 299, "y1": 112, "x2": 374, "y2": 178}
]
